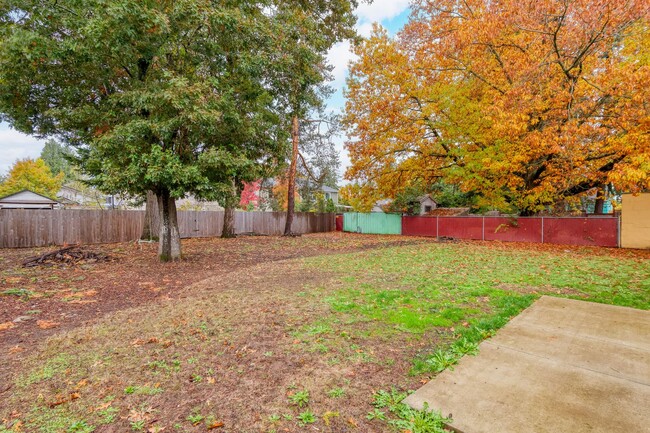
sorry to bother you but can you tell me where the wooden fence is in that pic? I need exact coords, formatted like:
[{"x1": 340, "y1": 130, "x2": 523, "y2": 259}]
[{"x1": 0, "y1": 209, "x2": 335, "y2": 248}]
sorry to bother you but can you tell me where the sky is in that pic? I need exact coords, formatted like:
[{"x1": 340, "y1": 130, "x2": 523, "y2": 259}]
[{"x1": 0, "y1": 1, "x2": 411, "y2": 178}]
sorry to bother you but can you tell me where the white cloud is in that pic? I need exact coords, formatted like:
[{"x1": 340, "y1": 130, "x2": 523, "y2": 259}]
[
  {"x1": 329, "y1": 1, "x2": 411, "y2": 89},
  {"x1": 356, "y1": 22, "x2": 375, "y2": 38},
  {"x1": 355, "y1": 0, "x2": 412, "y2": 23},
  {"x1": 324, "y1": 1, "x2": 411, "y2": 179},
  {"x1": 0, "y1": 125, "x2": 47, "y2": 175},
  {"x1": 327, "y1": 40, "x2": 356, "y2": 89}
]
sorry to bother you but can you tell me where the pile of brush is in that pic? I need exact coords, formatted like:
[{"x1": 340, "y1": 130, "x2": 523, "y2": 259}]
[{"x1": 22, "y1": 245, "x2": 112, "y2": 267}]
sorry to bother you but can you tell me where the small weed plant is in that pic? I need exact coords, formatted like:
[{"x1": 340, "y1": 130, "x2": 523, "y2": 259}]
[
  {"x1": 186, "y1": 410, "x2": 204, "y2": 425},
  {"x1": 67, "y1": 420, "x2": 94, "y2": 433},
  {"x1": 130, "y1": 420, "x2": 145, "y2": 431},
  {"x1": 297, "y1": 410, "x2": 316, "y2": 426},
  {"x1": 288, "y1": 390, "x2": 310, "y2": 408},
  {"x1": 326, "y1": 387, "x2": 345, "y2": 398}
]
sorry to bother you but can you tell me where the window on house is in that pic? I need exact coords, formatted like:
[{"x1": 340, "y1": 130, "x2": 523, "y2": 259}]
[{"x1": 424, "y1": 205, "x2": 432, "y2": 213}]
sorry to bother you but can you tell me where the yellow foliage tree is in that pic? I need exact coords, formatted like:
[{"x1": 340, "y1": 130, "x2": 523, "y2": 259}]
[{"x1": 0, "y1": 158, "x2": 64, "y2": 199}]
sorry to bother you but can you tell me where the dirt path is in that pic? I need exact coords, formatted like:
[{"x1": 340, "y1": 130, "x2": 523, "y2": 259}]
[{"x1": 0, "y1": 233, "x2": 424, "y2": 352}]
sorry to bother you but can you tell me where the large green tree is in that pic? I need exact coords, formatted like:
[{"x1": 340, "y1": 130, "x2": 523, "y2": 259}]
[
  {"x1": 40, "y1": 139, "x2": 74, "y2": 182},
  {"x1": 0, "y1": 0, "x2": 359, "y2": 260}
]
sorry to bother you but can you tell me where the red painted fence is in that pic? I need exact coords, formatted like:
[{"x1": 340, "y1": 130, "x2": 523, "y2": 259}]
[
  {"x1": 402, "y1": 216, "x2": 619, "y2": 247},
  {"x1": 335, "y1": 215, "x2": 343, "y2": 231}
]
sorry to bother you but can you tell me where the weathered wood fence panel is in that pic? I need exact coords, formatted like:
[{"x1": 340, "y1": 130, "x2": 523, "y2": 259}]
[{"x1": 0, "y1": 210, "x2": 335, "y2": 248}]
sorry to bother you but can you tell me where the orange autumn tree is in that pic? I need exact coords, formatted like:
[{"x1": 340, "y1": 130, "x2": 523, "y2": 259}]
[
  {"x1": 344, "y1": 1, "x2": 649, "y2": 214},
  {"x1": 271, "y1": 175, "x2": 301, "y2": 211}
]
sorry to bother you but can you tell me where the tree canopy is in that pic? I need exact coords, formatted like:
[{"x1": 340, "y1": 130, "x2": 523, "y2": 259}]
[
  {"x1": 343, "y1": 0, "x2": 649, "y2": 214},
  {"x1": 40, "y1": 139, "x2": 74, "y2": 182},
  {"x1": 0, "y1": 158, "x2": 64, "y2": 199}
]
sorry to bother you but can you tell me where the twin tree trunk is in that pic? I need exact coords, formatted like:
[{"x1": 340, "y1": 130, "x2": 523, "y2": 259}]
[
  {"x1": 222, "y1": 206, "x2": 236, "y2": 238},
  {"x1": 146, "y1": 113, "x2": 301, "y2": 258},
  {"x1": 222, "y1": 179, "x2": 240, "y2": 238},
  {"x1": 284, "y1": 115, "x2": 300, "y2": 236},
  {"x1": 158, "y1": 189, "x2": 182, "y2": 261},
  {"x1": 141, "y1": 190, "x2": 159, "y2": 241}
]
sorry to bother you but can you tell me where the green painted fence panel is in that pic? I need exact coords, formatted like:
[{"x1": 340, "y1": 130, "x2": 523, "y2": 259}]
[{"x1": 343, "y1": 212, "x2": 402, "y2": 235}]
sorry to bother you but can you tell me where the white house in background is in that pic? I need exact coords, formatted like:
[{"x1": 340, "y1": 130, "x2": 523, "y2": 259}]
[
  {"x1": 176, "y1": 194, "x2": 223, "y2": 211},
  {"x1": 0, "y1": 189, "x2": 62, "y2": 209},
  {"x1": 320, "y1": 186, "x2": 339, "y2": 205},
  {"x1": 57, "y1": 184, "x2": 133, "y2": 209},
  {"x1": 58, "y1": 184, "x2": 106, "y2": 208}
]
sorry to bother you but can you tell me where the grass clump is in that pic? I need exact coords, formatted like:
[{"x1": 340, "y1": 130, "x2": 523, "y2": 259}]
[{"x1": 372, "y1": 389, "x2": 450, "y2": 433}]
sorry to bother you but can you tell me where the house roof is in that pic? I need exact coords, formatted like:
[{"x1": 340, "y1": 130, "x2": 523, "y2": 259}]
[
  {"x1": 0, "y1": 189, "x2": 60, "y2": 204},
  {"x1": 59, "y1": 184, "x2": 84, "y2": 194},
  {"x1": 320, "y1": 186, "x2": 339, "y2": 193}
]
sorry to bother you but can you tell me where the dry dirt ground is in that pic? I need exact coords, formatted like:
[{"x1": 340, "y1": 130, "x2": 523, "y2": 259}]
[
  {"x1": 0, "y1": 233, "x2": 422, "y2": 349},
  {"x1": 1, "y1": 233, "x2": 432, "y2": 432},
  {"x1": 1, "y1": 233, "x2": 647, "y2": 433}
]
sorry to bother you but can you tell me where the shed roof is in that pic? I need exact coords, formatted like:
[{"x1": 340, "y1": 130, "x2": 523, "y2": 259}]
[
  {"x1": 0, "y1": 189, "x2": 59, "y2": 204},
  {"x1": 418, "y1": 194, "x2": 438, "y2": 204},
  {"x1": 320, "y1": 185, "x2": 339, "y2": 193}
]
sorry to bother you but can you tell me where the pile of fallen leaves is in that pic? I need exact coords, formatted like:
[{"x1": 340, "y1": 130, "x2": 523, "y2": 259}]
[{"x1": 22, "y1": 245, "x2": 112, "y2": 268}]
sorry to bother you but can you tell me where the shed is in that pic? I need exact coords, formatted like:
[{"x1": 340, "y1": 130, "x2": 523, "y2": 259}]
[
  {"x1": 418, "y1": 194, "x2": 438, "y2": 215},
  {"x1": 0, "y1": 189, "x2": 61, "y2": 209}
]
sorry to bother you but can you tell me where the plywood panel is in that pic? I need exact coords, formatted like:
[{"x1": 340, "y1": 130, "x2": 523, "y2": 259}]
[{"x1": 622, "y1": 193, "x2": 650, "y2": 249}]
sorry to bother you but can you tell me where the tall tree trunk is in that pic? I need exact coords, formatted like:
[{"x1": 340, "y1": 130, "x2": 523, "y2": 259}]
[
  {"x1": 222, "y1": 179, "x2": 240, "y2": 238},
  {"x1": 222, "y1": 206, "x2": 236, "y2": 238},
  {"x1": 594, "y1": 185, "x2": 605, "y2": 214},
  {"x1": 158, "y1": 188, "x2": 182, "y2": 261},
  {"x1": 141, "y1": 190, "x2": 159, "y2": 240},
  {"x1": 284, "y1": 115, "x2": 299, "y2": 236}
]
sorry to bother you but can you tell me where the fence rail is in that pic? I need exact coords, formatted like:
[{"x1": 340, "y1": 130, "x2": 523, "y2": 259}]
[
  {"x1": 0, "y1": 210, "x2": 335, "y2": 248},
  {"x1": 343, "y1": 214, "x2": 619, "y2": 248}
]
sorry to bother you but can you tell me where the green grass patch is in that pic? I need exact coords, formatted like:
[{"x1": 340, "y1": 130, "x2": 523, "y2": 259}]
[
  {"x1": 306, "y1": 242, "x2": 649, "y2": 378},
  {"x1": 17, "y1": 353, "x2": 72, "y2": 387}
]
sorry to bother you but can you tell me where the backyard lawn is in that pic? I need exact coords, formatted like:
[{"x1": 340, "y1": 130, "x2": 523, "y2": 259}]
[{"x1": 1, "y1": 233, "x2": 648, "y2": 432}]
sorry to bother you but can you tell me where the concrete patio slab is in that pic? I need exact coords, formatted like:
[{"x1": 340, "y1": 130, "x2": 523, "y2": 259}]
[{"x1": 404, "y1": 296, "x2": 650, "y2": 433}]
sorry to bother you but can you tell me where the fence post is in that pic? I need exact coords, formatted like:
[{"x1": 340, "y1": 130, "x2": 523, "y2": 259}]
[
  {"x1": 482, "y1": 216, "x2": 485, "y2": 241},
  {"x1": 617, "y1": 215, "x2": 621, "y2": 248},
  {"x1": 541, "y1": 217, "x2": 544, "y2": 244}
]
